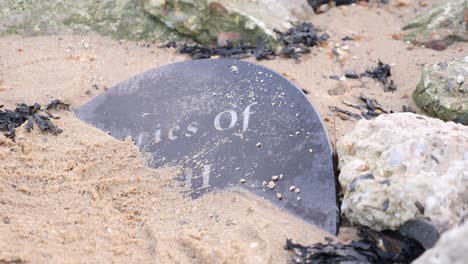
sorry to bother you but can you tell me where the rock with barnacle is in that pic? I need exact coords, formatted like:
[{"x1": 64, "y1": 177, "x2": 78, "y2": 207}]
[
  {"x1": 337, "y1": 113, "x2": 468, "y2": 238},
  {"x1": 413, "y1": 57, "x2": 468, "y2": 125},
  {"x1": 403, "y1": 0, "x2": 468, "y2": 50},
  {"x1": 142, "y1": 0, "x2": 314, "y2": 45}
]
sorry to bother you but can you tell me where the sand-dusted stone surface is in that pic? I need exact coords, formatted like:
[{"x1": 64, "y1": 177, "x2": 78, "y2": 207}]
[{"x1": 338, "y1": 113, "x2": 468, "y2": 232}]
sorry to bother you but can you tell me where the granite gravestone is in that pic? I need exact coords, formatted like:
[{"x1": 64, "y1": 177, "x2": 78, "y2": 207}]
[{"x1": 76, "y1": 59, "x2": 337, "y2": 234}]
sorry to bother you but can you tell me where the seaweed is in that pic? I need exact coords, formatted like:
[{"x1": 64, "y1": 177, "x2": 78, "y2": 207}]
[
  {"x1": 334, "y1": 95, "x2": 392, "y2": 120},
  {"x1": 329, "y1": 106, "x2": 362, "y2": 120},
  {"x1": 364, "y1": 60, "x2": 397, "y2": 92},
  {"x1": 0, "y1": 100, "x2": 68, "y2": 139},
  {"x1": 285, "y1": 228, "x2": 424, "y2": 263},
  {"x1": 166, "y1": 22, "x2": 328, "y2": 61},
  {"x1": 178, "y1": 42, "x2": 256, "y2": 60},
  {"x1": 46, "y1": 99, "x2": 70, "y2": 111}
]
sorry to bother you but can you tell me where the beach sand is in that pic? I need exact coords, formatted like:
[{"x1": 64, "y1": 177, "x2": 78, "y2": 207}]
[{"x1": 0, "y1": 1, "x2": 463, "y2": 263}]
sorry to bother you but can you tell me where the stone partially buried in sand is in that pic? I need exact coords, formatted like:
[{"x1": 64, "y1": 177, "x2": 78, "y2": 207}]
[
  {"x1": 76, "y1": 59, "x2": 337, "y2": 234},
  {"x1": 142, "y1": 0, "x2": 315, "y2": 45},
  {"x1": 403, "y1": 0, "x2": 468, "y2": 50},
  {"x1": 337, "y1": 113, "x2": 468, "y2": 236},
  {"x1": 413, "y1": 57, "x2": 468, "y2": 125}
]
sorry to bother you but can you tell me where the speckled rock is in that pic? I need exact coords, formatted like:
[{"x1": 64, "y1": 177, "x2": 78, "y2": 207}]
[
  {"x1": 337, "y1": 113, "x2": 468, "y2": 232},
  {"x1": 413, "y1": 221, "x2": 468, "y2": 264},
  {"x1": 142, "y1": 0, "x2": 314, "y2": 45},
  {"x1": 403, "y1": 0, "x2": 468, "y2": 48},
  {"x1": 413, "y1": 57, "x2": 468, "y2": 125},
  {"x1": 0, "y1": 0, "x2": 185, "y2": 41}
]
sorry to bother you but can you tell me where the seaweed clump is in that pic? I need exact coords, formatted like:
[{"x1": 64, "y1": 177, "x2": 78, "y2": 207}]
[
  {"x1": 285, "y1": 228, "x2": 424, "y2": 263},
  {"x1": 0, "y1": 100, "x2": 69, "y2": 139},
  {"x1": 165, "y1": 22, "x2": 329, "y2": 61}
]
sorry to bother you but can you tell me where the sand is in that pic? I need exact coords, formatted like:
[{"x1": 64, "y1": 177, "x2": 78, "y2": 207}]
[{"x1": 0, "y1": 1, "x2": 464, "y2": 263}]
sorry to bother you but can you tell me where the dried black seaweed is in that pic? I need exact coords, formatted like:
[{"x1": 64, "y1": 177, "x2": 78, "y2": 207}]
[
  {"x1": 329, "y1": 106, "x2": 362, "y2": 120},
  {"x1": 364, "y1": 60, "x2": 397, "y2": 92},
  {"x1": 46, "y1": 99, "x2": 70, "y2": 111},
  {"x1": 285, "y1": 228, "x2": 424, "y2": 264},
  {"x1": 278, "y1": 22, "x2": 327, "y2": 59},
  {"x1": 341, "y1": 95, "x2": 392, "y2": 119},
  {"x1": 0, "y1": 100, "x2": 68, "y2": 139},
  {"x1": 178, "y1": 42, "x2": 257, "y2": 60},
  {"x1": 167, "y1": 22, "x2": 328, "y2": 61}
]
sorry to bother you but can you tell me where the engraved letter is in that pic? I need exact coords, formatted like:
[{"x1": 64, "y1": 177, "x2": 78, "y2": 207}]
[
  {"x1": 185, "y1": 122, "x2": 198, "y2": 137},
  {"x1": 242, "y1": 102, "x2": 257, "y2": 133},
  {"x1": 136, "y1": 132, "x2": 145, "y2": 146},
  {"x1": 214, "y1": 110, "x2": 237, "y2": 130},
  {"x1": 201, "y1": 164, "x2": 211, "y2": 188},
  {"x1": 154, "y1": 125, "x2": 162, "y2": 144},
  {"x1": 168, "y1": 125, "x2": 180, "y2": 140}
]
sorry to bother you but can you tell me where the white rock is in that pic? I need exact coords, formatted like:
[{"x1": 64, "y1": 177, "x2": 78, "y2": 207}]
[
  {"x1": 337, "y1": 113, "x2": 468, "y2": 231},
  {"x1": 414, "y1": 221, "x2": 468, "y2": 264}
]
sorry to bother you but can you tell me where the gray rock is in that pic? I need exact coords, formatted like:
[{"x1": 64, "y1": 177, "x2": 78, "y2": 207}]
[
  {"x1": 413, "y1": 57, "x2": 468, "y2": 125},
  {"x1": 413, "y1": 221, "x2": 468, "y2": 264},
  {"x1": 403, "y1": 0, "x2": 468, "y2": 49},
  {"x1": 337, "y1": 113, "x2": 468, "y2": 233},
  {"x1": 142, "y1": 0, "x2": 315, "y2": 45},
  {"x1": 0, "y1": 0, "x2": 185, "y2": 41},
  {"x1": 399, "y1": 218, "x2": 440, "y2": 249}
]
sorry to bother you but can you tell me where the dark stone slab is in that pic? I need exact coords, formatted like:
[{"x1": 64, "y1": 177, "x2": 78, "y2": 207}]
[{"x1": 76, "y1": 59, "x2": 337, "y2": 234}]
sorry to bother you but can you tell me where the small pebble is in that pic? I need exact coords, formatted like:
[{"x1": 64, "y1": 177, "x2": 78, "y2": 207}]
[
  {"x1": 276, "y1": 193, "x2": 283, "y2": 200},
  {"x1": 329, "y1": 75, "x2": 340, "y2": 81},
  {"x1": 268, "y1": 181, "x2": 276, "y2": 189},
  {"x1": 271, "y1": 175, "x2": 279, "y2": 181},
  {"x1": 256, "y1": 142, "x2": 262, "y2": 148},
  {"x1": 289, "y1": 186, "x2": 296, "y2": 191},
  {"x1": 240, "y1": 178, "x2": 246, "y2": 183},
  {"x1": 294, "y1": 188, "x2": 301, "y2": 193},
  {"x1": 279, "y1": 174, "x2": 284, "y2": 180},
  {"x1": 230, "y1": 65, "x2": 238, "y2": 72},
  {"x1": 345, "y1": 70, "x2": 359, "y2": 79},
  {"x1": 456, "y1": 75, "x2": 464, "y2": 84}
]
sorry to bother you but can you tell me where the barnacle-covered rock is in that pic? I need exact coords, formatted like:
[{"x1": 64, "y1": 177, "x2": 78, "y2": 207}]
[
  {"x1": 142, "y1": 0, "x2": 314, "y2": 45},
  {"x1": 413, "y1": 57, "x2": 468, "y2": 125},
  {"x1": 0, "y1": 0, "x2": 183, "y2": 41},
  {"x1": 403, "y1": 0, "x2": 468, "y2": 49}
]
